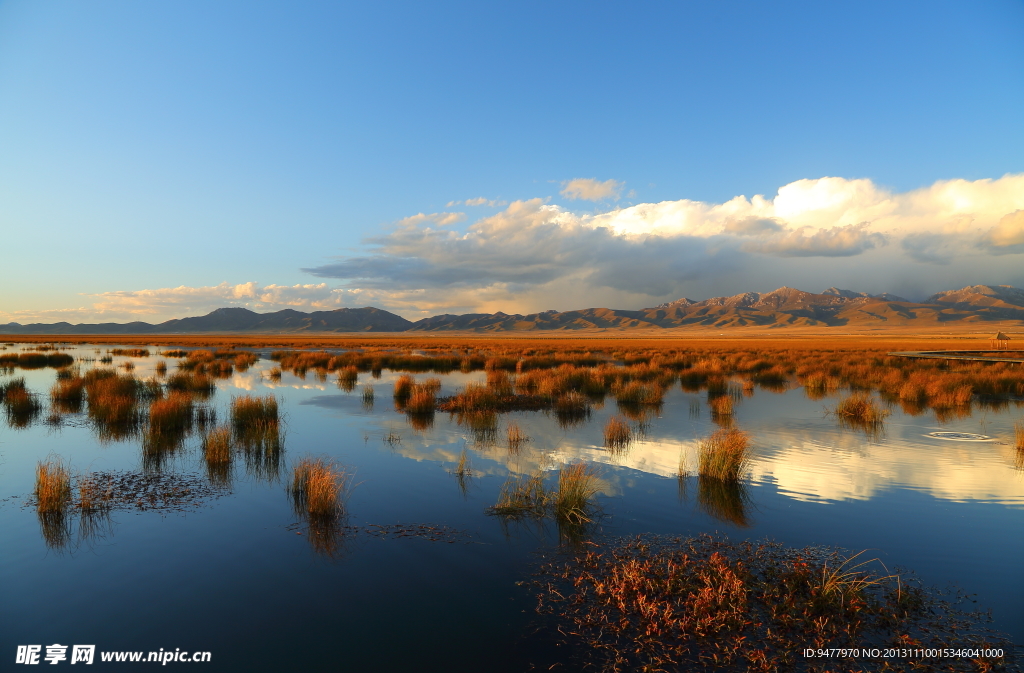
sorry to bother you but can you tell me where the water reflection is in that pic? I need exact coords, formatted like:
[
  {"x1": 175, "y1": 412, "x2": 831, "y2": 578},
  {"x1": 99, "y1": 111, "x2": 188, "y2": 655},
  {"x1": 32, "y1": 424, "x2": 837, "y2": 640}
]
[{"x1": 694, "y1": 476, "x2": 751, "y2": 527}]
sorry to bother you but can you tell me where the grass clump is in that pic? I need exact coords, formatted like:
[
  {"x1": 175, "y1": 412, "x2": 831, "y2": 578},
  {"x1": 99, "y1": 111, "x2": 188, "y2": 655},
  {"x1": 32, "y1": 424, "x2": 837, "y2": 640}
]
[
  {"x1": 506, "y1": 422, "x2": 528, "y2": 453},
  {"x1": 230, "y1": 394, "x2": 282, "y2": 478},
  {"x1": 490, "y1": 472, "x2": 548, "y2": 519},
  {"x1": 35, "y1": 458, "x2": 72, "y2": 513},
  {"x1": 552, "y1": 463, "x2": 600, "y2": 525},
  {"x1": 603, "y1": 416, "x2": 632, "y2": 452},
  {"x1": 697, "y1": 428, "x2": 751, "y2": 482},
  {"x1": 3, "y1": 379, "x2": 42, "y2": 428},
  {"x1": 829, "y1": 392, "x2": 891, "y2": 433},
  {"x1": 489, "y1": 464, "x2": 601, "y2": 528},
  {"x1": 289, "y1": 457, "x2": 352, "y2": 519}
]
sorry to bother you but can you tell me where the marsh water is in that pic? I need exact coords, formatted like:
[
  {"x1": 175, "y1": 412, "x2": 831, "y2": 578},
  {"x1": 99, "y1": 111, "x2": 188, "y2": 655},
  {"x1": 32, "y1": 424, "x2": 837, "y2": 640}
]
[{"x1": 1, "y1": 345, "x2": 1021, "y2": 671}]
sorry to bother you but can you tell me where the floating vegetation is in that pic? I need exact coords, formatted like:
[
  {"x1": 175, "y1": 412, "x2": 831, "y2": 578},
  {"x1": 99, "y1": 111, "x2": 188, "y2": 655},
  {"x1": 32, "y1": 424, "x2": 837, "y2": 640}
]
[{"x1": 531, "y1": 534, "x2": 1017, "y2": 673}]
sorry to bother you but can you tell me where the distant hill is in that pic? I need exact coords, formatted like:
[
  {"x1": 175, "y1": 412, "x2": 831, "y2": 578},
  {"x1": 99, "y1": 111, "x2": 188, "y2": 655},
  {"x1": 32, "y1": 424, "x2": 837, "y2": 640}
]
[
  {"x1": 3, "y1": 285, "x2": 1024, "y2": 334},
  {"x1": 0, "y1": 307, "x2": 413, "y2": 335}
]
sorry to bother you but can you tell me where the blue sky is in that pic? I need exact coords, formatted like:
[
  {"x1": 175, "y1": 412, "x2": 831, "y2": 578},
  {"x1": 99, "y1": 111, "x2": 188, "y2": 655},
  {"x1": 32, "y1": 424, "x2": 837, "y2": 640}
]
[{"x1": 1, "y1": 0, "x2": 1023, "y2": 322}]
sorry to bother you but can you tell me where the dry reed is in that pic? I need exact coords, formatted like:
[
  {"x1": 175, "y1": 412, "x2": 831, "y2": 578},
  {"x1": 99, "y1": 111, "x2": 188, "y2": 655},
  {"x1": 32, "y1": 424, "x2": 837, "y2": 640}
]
[
  {"x1": 697, "y1": 428, "x2": 751, "y2": 482},
  {"x1": 35, "y1": 458, "x2": 72, "y2": 512},
  {"x1": 290, "y1": 457, "x2": 351, "y2": 519},
  {"x1": 603, "y1": 416, "x2": 632, "y2": 452}
]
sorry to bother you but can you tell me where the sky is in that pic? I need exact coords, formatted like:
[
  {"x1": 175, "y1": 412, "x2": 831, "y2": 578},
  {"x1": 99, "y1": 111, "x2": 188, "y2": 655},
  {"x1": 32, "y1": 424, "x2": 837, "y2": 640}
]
[{"x1": 1, "y1": 0, "x2": 1023, "y2": 323}]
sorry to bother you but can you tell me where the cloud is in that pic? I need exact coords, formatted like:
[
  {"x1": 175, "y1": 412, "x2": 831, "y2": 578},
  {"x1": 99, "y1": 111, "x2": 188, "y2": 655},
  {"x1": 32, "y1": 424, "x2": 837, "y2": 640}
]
[
  {"x1": 560, "y1": 178, "x2": 623, "y2": 201},
  {"x1": 14, "y1": 174, "x2": 1024, "y2": 324},
  {"x1": 303, "y1": 173, "x2": 1024, "y2": 313},
  {"x1": 979, "y1": 209, "x2": 1024, "y2": 254},
  {"x1": 746, "y1": 222, "x2": 886, "y2": 257}
]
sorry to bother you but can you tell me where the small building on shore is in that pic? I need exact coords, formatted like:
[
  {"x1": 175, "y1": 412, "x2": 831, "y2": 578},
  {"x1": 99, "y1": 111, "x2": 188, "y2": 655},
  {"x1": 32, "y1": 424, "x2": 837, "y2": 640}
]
[{"x1": 990, "y1": 331, "x2": 1011, "y2": 349}]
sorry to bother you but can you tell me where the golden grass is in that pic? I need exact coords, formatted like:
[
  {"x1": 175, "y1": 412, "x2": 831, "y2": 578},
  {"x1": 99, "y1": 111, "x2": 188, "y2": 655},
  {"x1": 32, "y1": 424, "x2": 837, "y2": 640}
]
[
  {"x1": 148, "y1": 393, "x2": 195, "y2": 434},
  {"x1": 290, "y1": 457, "x2": 351, "y2": 519},
  {"x1": 603, "y1": 416, "x2": 632, "y2": 452},
  {"x1": 829, "y1": 392, "x2": 891, "y2": 432},
  {"x1": 552, "y1": 463, "x2": 600, "y2": 525},
  {"x1": 506, "y1": 421, "x2": 528, "y2": 453},
  {"x1": 1015, "y1": 419, "x2": 1024, "y2": 452},
  {"x1": 708, "y1": 394, "x2": 733, "y2": 417},
  {"x1": 491, "y1": 472, "x2": 548, "y2": 518},
  {"x1": 697, "y1": 428, "x2": 751, "y2": 482},
  {"x1": 35, "y1": 458, "x2": 72, "y2": 512}
]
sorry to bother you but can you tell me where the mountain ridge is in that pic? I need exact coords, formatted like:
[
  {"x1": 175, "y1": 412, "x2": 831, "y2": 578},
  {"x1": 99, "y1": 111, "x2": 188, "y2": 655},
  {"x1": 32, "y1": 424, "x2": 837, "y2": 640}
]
[{"x1": 3, "y1": 285, "x2": 1024, "y2": 334}]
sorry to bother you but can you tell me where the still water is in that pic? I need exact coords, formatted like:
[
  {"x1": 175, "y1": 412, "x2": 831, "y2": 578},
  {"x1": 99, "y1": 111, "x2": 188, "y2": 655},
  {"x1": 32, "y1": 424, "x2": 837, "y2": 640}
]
[{"x1": 1, "y1": 346, "x2": 1021, "y2": 671}]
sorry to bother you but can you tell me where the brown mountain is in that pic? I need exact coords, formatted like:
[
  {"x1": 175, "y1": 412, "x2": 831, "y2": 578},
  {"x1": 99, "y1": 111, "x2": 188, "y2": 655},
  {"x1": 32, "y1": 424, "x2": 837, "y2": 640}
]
[
  {"x1": 3, "y1": 285, "x2": 1023, "y2": 334},
  {"x1": 408, "y1": 285, "x2": 1024, "y2": 331}
]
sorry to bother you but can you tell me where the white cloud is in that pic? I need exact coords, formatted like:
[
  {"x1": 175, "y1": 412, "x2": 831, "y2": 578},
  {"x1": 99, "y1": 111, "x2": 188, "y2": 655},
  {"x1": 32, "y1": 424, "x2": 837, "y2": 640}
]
[
  {"x1": 9, "y1": 174, "x2": 1024, "y2": 324},
  {"x1": 305, "y1": 174, "x2": 1024, "y2": 312},
  {"x1": 560, "y1": 178, "x2": 623, "y2": 201}
]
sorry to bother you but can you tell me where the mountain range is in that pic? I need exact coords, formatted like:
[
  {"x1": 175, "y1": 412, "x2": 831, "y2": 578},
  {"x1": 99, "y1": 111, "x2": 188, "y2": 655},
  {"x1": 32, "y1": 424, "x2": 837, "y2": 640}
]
[{"x1": 4, "y1": 285, "x2": 1024, "y2": 334}]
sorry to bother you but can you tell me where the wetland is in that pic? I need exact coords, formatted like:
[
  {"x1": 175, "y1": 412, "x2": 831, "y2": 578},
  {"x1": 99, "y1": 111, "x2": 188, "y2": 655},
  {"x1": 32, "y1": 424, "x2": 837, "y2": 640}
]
[{"x1": 0, "y1": 339, "x2": 1022, "y2": 671}]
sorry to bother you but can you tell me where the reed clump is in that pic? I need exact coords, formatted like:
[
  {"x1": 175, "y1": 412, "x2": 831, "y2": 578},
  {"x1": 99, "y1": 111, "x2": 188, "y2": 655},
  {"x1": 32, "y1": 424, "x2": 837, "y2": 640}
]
[
  {"x1": 829, "y1": 392, "x2": 891, "y2": 432},
  {"x1": 1015, "y1": 419, "x2": 1024, "y2": 452},
  {"x1": 290, "y1": 457, "x2": 352, "y2": 519},
  {"x1": 35, "y1": 458, "x2": 72, "y2": 513},
  {"x1": 393, "y1": 374, "x2": 416, "y2": 403},
  {"x1": 506, "y1": 422, "x2": 528, "y2": 453},
  {"x1": 697, "y1": 428, "x2": 751, "y2": 482},
  {"x1": 552, "y1": 463, "x2": 600, "y2": 525},
  {"x1": 148, "y1": 393, "x2": 195, "y2": 435},
  {"x1": 490, "y1": 472, "x2": 548, "y2": 518},
  {"x1": 337, "y1": 365, "x2": 358, "y2": 391},
  {"x1": 4, "y1": 380, "x2": 42, "y2": 427},
  {"x1": 110, "y1": 348, "x2": 150, "y2": 357},
  {"x1": 603, "y1": 416, "x2": 632, "y2": 452},
  {"x1": 489, "y1": 464, "x2": 600, "y2": 527},
  {"x1": 231, "y1": 395, "x2": 279, "y2": 438}
]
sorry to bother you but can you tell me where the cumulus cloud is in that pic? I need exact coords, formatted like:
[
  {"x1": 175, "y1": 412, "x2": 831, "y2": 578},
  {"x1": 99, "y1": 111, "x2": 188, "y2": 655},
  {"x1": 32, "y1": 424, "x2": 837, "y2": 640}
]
[
  {"x1": 303, "y1": 173, "x2": 1024, "y2": 314},
  {"x1": 745, "y1": 222, "x2": 886, "y2": 257},
  {"x1": 560, "y1": 178, "x2": 624, "y2": 201},
  {"x1": 15, "y1": 174, "x2": 1024, "y2": 324},
  {"x1": 980, "y1": 209, "x2": 1024, "y2": 254}
]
